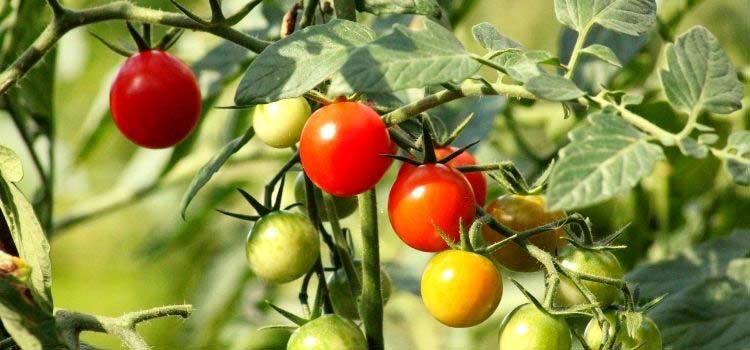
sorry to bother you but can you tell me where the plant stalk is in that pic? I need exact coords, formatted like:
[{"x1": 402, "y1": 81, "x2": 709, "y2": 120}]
[{"x1": 358, "y1": 189, "x2": 383, "y2": 350}]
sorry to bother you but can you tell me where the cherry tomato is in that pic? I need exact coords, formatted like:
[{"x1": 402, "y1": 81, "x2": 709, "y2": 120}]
[
  {"x1": 243, "y1": 326, "x2": 293, "y2": 350},
  {"x1": 584, "y1": 313, "x2": 662, "y2": 350},
  {"x1": 294, "y1": 173, "x2": 358, "y2": 221},
  {"x1": 110, "y1": 50, "x2": 201, "y2": 148},
  {"x1": 251, "y1": 97, "x2": 311, "y2": 148},
  {"x1": 245, "y1": 211, "x2": 319, "y2": 283},
  {"x1": 398, "y1": 147, "x2": 487, "y2": 206},
  {"x1": 498, "y1": 303, "x2": 572, "y2": 350},
  {"x1": 420, "y1": 250, "x2": 502, "y2": 327},
  {"x1": 482, "y1": 195, "x2": 567, "y2": 272},
  {"x1": 327, "y1": 261, "x2": 393, "y2": 319},
  {"x1": 555, "y1": 248, "x2": 624, "y2": 308},
  {"x1": 299, "y1": 102, "x2": 393, "y2": 196},
  {"x1": 389, "y1": 163, "x2": 476, "y2": 252},
  {"x1": 287, "y1": 314, "x2": 367, "y2": 350}
]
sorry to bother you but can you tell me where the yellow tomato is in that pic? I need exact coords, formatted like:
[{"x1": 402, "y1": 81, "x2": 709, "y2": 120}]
[{"x1": 420, "y1": 250, "x2": 503, "y2": 327}]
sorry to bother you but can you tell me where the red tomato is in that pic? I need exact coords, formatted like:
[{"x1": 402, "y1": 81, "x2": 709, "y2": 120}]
[
  {"x1": 398, "y1": 147, "x2": 487, "y2": 206},
  {"x1": 110, "y1": 50, "x2": 201, "y2": 149},
  {"x1": 299, "y1": 102, "x2": 393, "y2": 196},
  {"x1": 388, "y1": 163, "x2": 476, "y2": 252}
]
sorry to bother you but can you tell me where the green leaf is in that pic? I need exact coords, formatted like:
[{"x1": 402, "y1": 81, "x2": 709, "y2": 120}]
[
  {"x1": 0, "y1": 277, "x2": 63, "y2": 350},
  {"x1": 0, "y1": 178, "x2": 52, "y2": 311},
  {"x1": 524, "y1": 74, "x2": 585, "y2": 101},
  {"x1": 659, "y1": 26, "x2": 743, "y2": 115},
  {"x1": 356, "y1": 0, "x2": 442, "y2": 18},
  {"x1": 580, "y1": 44, "x2": 622, "y2": 67},
  {"x1": 0, "y1": 146, "x2": 23, "y2": 183},
  {"x1": 329, "y1": 19, "x2": 480, "y2": 95},
  {"x1": 628, "y1": 230, "x2": 750, "y2": 349},
  {"x1": 554, "y1": 0, "x2": 657, "y2": 36},
  {"x1": 180, "y1": 129, "x2": 255, "y2": 218},
  {"x1": 471, "y1": 22, "x2": 522, "y2": 52},
  {"x1": 547, "y1": 111, "x2": 665, "y2": 210},
  {"x1": 235, "y1": 20, "x2": 376, "y2": 104},
  {"x1": 717, "y1": 131, "x2": 750, "y2": 185},
  {"x1": 492, "y1": 51, "x2": 558, "y2": 83},
  {"x1": 677, "y1": 137, "x2": 708, "y2": 159}
]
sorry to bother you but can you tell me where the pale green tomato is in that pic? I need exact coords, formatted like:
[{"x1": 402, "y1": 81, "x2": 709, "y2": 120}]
[
  {"x1": 246, "y1": 211, "x2": 319, "y2": 283},
  {"x1": 287, "y1": 315, "x2": 367, "y2": 350},
  {"x1": 251, "y1": 97, "x2": 311, "y2": 148},
  {"x1": 584, "y1": 313, "x2": 662, "y2": 350},
  {"x1": 498, "y1": 304, "x2": 572, "y2": 350},
  {"x1": 327, "y1": 261, "x2": 393, "y2": 319},
  {"x1": 243, "y1": 326, "x2": 293, "y2": 350},
  {"x1": 555, "y1": 248, "x2": 624, "y2": 308}
]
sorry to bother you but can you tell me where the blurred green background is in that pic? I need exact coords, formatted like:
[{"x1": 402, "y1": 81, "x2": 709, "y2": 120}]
[{"x1": 1, "y1": 0, "x2": 749, "y2": 348}]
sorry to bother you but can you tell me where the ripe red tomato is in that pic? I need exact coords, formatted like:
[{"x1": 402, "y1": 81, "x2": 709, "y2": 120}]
[
  {"x1": 299, "y1": 102, "x2": 393, "y2": 197},
  {"x1": 388, "y1": 163, "x2": 476, "y2": 252},
  {"x1": 398, "y1": 146, "x2": 487, "y2": 206},
  {"x1": 110, "y1": 50, "x2": 202, "y2": 149}
]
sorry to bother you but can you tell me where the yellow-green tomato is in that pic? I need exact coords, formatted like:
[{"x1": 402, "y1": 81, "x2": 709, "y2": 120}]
[
  {"x1": 584, "y1": 313, "x2": 662, "y2": 350},
  {"x1": 555, "y1": 248, "x2": 624, "y2": 308},
  {"x1": 294, "y1": 173, "x2": 358, "y2": 221},
  {"x1": 243, "y1": 326, "x2": 293, "y2": 350},
  {"x1": 421, "y1": 250, "x2": 503, "y2": 328},
  {"x1": 251, "y1": 97, "x2": 311, "y2": 148},
  {"x1": 287, "y1": 315, "x2": 367, "y2": 350},
  {"x1": 245, "y1": 211, "x2": 319, "y2": 283},
  {"x1": 327, "y1": 261, "x2": 393, "y2": 319},
  {"x1": 498, "y1": 304, "x2": 572, "y2": 350}
]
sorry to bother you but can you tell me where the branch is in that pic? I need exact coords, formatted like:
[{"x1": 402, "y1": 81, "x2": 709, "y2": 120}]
[
  {"x1": 0, "y1": 0, "x2": 270, "y2": 97},
  {"x1": 381, "y1": 80, "x2": 535, "y2": 125}
]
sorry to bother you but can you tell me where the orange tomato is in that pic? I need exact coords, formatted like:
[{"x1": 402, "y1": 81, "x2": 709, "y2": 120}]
[{"x1": 482, "y1": 195, "x2": 567, "y2": 272}]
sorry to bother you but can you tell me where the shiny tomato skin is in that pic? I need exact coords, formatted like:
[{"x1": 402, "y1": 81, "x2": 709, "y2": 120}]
[
  {"x1": 482, "y1": 195, "x2": 567, "y2": 272},
  {"x1": 252, "y1": 97, "x2": 311, "y2": 148},
  {"x1": 110, "y1": 50, "x2": 201, "y2": 149},
  {"x1": 299, "y1": 102, "x2": 393, "y2": 197},
  {"x1": 245, "y1": 211, "x2": 319, "y2": 283},
  {"x1": 398, "y1": 147, "x2": 487, "y2": 206},
  {"x1": 498, "y1": 303, "x2": 572, "y2": 350},
  {"x1": 420, "y1": 250, "x2": 503, "y2": 327},
  {"x1": 388, "y1": 163, "x2": 476, "y2": 252},
  {"x1": 555, "y1": 248, "x2": 624, "y2": 308}
]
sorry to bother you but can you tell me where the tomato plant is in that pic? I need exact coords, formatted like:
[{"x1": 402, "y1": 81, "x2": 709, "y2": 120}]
[
  {"x1": 2, "y1": 0, "x2": 748, "y2": 349},
  {"x1": 584, "y1": 313, "x2": 662, "y2": 350},
  {"x1": 299, "y1": 102, "x2": 393, "y2": 197},
  {"x1": 286, "y1": 315, "x2": 368, "y2": 350},
  {"x1": 497, "y1": 304, "x2": 572, "y2": 350},
  {"x1": 555, "y1": 249, "x2": 625, "y2": 308},
  {"x1": 482, "y1": 194, "x2": 567, "y2": 272},
  {"x1": 251, "y1": 97, "x2": 311, "y2": 148},
  {"x1": 420, "y1": 250, "x2": 502, "y2": 327},
  {"x1": 110, "y1": 50, "x2": 201, "y2": 149},
  {"x1": 245, "y1": 211, "x2": 319, "y2": 283}
]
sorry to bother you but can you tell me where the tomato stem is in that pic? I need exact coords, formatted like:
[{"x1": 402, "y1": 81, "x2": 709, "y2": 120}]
[
  {"x1": 358, "y1": 189, "x2": 384, "y2": 350},
  {"x1": 323, "y1": 195, "x2": 362, "y2": 311}
]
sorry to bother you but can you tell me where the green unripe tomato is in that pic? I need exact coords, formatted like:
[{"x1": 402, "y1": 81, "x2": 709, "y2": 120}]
[
  {"x1": 555, "y1": 248, "x2": 624, "y2": 308},
  {"x1": 243, "y1": 326, "x2": 293, "y2": 350},
  {"x1": 327, "y1": 261, "x2": 393, "y2": 319},
  {"x1": 498, "y1": 304, "x2": 572, "y2": 350},
  {"x1": 245, "y1": 211, "x2": 319, "y2": 283},
  {"x1": 251, "y1": 97, "x2": 311, "y2": 148},
  {"x1": 584, "y1": 313, "x2": 662, "y2": 350},
  {"x1": 294, "y1": 173, "x2": 358, "y2": 221},
  {"x1": 287, "y1": 315, "x2": 368, "y2": 350}
]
